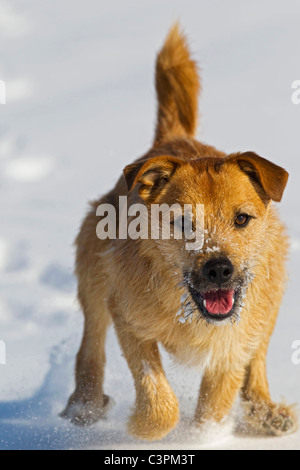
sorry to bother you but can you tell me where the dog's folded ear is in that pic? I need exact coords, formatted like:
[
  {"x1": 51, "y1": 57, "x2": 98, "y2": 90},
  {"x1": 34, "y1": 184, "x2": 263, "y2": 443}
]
[
  {"x1": 123, "y1": 155, "x2": 183, "y2": 201},
  {"x1": 229, "y1": 151, "x2": 289, "y2": 202}
]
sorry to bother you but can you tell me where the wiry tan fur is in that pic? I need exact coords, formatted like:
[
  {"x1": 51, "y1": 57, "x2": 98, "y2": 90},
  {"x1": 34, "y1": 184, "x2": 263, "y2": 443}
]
[
  {"x1": 154, "y1": 23, "x2": 200, "y2": 145},
  {"x1": 61, "y1": 25, "x2": 297, "y2": 440}
]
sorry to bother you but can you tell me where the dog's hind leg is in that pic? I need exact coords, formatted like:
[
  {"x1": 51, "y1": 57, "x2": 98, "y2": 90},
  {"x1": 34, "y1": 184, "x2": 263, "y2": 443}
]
[
  {"x1": 60, "y1": 293, "x2": 112, "y2": 426},
  {"x1": 60, "y1": 204, "x2": 116, "y2": 425}
]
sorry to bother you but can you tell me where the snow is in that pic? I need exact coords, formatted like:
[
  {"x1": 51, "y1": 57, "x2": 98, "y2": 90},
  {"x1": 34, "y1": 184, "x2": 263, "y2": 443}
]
[
  {"x1": 176, "y1": 292, "x2": 194, "y2": 324},
  {"x1": 0, "y1": 0, "x2": 299, "y2": 450}
]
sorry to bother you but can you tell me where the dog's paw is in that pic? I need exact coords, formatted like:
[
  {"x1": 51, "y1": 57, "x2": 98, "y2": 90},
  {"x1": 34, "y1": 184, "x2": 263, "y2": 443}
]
[
  {"x1": 128, "y1": 396, "x2": 179, "y2": 441},
  {"x1": 60, "y1": 394, "x2": 113, "y2": 426},
  {"x1": 242, "y1": 400, "x2": 297, "y2": 436}
]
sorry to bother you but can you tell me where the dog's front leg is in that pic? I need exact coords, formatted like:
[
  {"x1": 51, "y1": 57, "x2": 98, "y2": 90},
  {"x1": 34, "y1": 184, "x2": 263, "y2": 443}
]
[
  {"x1": 194, "y1": 367, "x2": 244, "y2": 426},
  {"x1": 241, "y1": 345, "x2": 297, "y2": 436},
  {"x1": 112, "y1": 315, "x2": 179, "y2": 441}
]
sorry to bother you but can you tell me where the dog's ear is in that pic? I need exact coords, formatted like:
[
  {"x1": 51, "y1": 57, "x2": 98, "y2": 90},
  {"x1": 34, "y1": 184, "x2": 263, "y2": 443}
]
[
  {"x1": 123, "y1": 155, "x2": 183, "y2": 201},
  {"x1": 230, "y1": 151, "x2": 289, "y2": 202}
]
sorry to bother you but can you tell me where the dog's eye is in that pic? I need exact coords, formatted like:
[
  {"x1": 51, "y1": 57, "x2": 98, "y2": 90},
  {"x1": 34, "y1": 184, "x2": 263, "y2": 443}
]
[{"x1": 235, "y1": 213, "x2": 251, "y2": 227}]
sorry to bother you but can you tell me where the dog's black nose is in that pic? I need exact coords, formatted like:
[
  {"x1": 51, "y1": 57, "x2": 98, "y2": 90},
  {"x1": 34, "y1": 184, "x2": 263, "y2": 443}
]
[{"x1": 203, "y1": 258, "x2": 233, "y2": 286}]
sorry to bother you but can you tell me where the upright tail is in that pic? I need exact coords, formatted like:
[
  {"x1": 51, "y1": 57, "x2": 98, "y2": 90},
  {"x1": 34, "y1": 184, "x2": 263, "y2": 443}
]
[{"x1": 154, "y1": 23, "x2": 201, "y2": 146}]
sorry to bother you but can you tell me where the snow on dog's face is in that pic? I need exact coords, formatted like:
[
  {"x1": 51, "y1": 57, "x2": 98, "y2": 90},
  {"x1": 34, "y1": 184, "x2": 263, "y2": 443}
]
[{"x1": 124, "y1": 152, "x2": 288, "y2": 324}]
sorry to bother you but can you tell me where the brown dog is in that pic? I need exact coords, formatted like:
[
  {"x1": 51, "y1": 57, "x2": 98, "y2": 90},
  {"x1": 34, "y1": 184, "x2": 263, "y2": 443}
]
[{"x1": 61, "y1": 24, "x2": 297, "y2": 440}]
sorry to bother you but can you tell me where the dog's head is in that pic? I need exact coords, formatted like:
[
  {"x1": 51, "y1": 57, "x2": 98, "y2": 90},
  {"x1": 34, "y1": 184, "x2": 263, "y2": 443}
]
[{"x1": 123, "y1": 151, "x2": 288, "y2": 324}]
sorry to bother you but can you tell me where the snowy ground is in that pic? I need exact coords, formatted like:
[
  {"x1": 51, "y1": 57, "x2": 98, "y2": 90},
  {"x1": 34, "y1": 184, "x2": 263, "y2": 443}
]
[{"x1": 0, "y1": 0, "x2": 299, "y2": 450}]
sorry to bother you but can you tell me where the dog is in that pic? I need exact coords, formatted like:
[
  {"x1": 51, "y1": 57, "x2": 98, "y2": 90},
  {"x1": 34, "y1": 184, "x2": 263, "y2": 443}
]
[{"x1": 61, "y1": 24, "x2": 297, "y2": 440}]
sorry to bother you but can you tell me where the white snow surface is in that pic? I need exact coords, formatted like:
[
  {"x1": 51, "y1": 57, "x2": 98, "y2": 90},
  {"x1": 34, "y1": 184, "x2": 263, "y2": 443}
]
[{"x1": 0, "y1": 0, "x2": 299, "y2": 450}]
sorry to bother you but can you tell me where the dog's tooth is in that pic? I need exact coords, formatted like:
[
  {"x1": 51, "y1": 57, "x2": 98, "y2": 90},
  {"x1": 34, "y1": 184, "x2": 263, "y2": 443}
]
[{"x1": 203, "y1": 300, "x2": 207, "y2": 309}]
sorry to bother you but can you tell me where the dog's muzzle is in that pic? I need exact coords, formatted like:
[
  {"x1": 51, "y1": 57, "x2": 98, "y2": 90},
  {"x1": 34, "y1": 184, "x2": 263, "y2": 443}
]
[{"x1": 187, "y1": 257, "x2": 242, "y2": 323}]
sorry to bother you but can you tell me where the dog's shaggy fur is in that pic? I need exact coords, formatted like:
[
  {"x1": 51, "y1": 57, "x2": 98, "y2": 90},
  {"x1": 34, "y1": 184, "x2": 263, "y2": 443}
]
[{"x1": 61, "y1": 25, "x2": 297, "y2": 440}]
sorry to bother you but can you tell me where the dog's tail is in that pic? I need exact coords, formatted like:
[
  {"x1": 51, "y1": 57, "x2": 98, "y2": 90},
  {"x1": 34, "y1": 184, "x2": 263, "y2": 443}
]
[{"x1": 153, "y1": 23, "x2": 201, "y2": 146}]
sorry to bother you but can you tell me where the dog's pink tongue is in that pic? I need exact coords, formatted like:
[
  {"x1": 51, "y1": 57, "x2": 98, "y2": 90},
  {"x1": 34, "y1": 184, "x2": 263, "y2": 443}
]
[{"x1": 203, "y1": 290, "x2": 234, "y2": 315}]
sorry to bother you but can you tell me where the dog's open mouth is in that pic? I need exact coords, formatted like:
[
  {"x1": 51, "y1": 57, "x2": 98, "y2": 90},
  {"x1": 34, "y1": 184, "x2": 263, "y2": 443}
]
[{"x1": 189, "y1": 287, "x2": 238, "y2": 321}]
